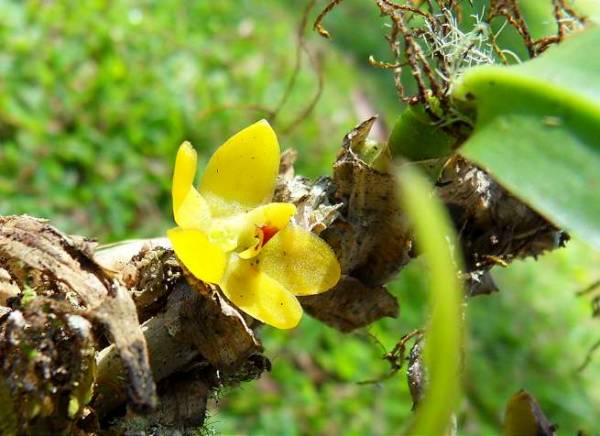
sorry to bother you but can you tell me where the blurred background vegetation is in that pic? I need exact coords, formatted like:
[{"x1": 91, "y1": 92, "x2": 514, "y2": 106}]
[{"x1": 0, "y1": 0, "x2": 598, "y2": 434}]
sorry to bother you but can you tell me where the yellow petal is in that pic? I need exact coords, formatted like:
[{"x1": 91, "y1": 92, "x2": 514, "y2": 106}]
[
  {"x1": 221, "y1": 256, "x2": 302, "y2": 329},
  {"x1": 199, "y1": 120, "x2": 280, "y2": 215},
  {"x1": 167, "y1": 227, "x2": 227, "y2": 284},
  {"x1": 172, "y1": 142, "x2": 211, "y2": 229},
  {"x1": 246, "y1": 202, "x2": 296, "y2": 230},
  {"x1": 257, "y1": 225, "x2": 341, "y2": 296}
]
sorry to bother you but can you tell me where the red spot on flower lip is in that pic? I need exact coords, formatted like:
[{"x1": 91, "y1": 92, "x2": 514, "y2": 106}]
[{"x1": 260, "y1": 225, "x2": 279, "y2": 245}]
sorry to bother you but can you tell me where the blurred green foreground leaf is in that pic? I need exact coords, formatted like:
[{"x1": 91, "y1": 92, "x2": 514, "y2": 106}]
[{"x1": 398, "y1": 166, "x2": 463, "y2": 435}]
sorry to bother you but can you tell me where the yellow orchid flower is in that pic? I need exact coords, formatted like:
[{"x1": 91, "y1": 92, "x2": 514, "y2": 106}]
[{"x1": 167, "y1": 120, "x2": 341, "y2": 329}]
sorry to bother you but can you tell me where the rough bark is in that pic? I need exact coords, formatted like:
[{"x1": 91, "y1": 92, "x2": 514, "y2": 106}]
[{"x1": 0, "y1": 118, "x2": 565, "y2": 434}]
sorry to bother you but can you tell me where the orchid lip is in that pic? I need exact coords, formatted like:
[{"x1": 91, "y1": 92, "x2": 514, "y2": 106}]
[{"x1": 238, "y1": 223, "x2": 282, "y2": 259}]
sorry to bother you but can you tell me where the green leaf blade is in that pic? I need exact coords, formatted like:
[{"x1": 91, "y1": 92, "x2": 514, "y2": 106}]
[{"x1": 454, "y1": 27, "x2": 600, "y2": 248}]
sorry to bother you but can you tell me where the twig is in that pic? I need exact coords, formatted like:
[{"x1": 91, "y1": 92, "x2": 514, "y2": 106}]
[
  {"x1": 358, "y1": 329, "x2": 423, "y2": 385},
  {"x1": 577, "y1": 337, "x2": 600, "y2": 373},
  {"x1": 489, "y1": 0, "x2": 536, "y2": 58},
  {"x1": 270, "y1": 0, "x2": 318, "y2": 123},
  {"x1": 280, "y1": 50, "x2": 324, "y2": 135},
  {"x1": 279, "y1": 0, "x2": 326, "y2": 135},
  {"x1": 575, "y1": 280, "x2": 600, "y2": 297},
  {"x1": 313, "y1": 0, "x2": 346, "y2": 38}
]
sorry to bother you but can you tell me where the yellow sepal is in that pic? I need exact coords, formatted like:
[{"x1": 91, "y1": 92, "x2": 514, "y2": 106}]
[
  {"x1": 172, "y1": 141, "x2": 197, "y2": 209},
  {"x1": 172, "y1": 142, "x2": 211, "y2": 229},
  {"x1": 167, "y1": 227, "x2": 227, "y2": 284},
  {"x1": 175, "y1": 188, "x2": 211, "y2": 230},
  {"x1": 221, "y1": 256, "x2": 302, "y2": 329},
  {"x1": 258, "y1": 225, "x2": 341, "y2": 296},
  {"x1": 199, "y1": 120, "x2": 280, "y2": 215}
]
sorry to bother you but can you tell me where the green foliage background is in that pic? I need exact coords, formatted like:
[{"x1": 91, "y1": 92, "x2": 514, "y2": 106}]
[{"x1": 0, "y1": 1, "x2": 598, "y2": 434}]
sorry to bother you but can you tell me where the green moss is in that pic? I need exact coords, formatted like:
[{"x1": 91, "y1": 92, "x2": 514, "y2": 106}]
[{"x1": 20, "y1": 287, "x2": 37, "y2": 306}]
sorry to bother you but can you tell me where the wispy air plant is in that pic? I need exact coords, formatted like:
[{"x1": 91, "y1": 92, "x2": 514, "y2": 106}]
[
  {"x1": 419, "y1": 10, "x2": 515, "y2": 91},
  {"x1": 314, "y1": 0, "x2": 587, "y2": 129}
]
